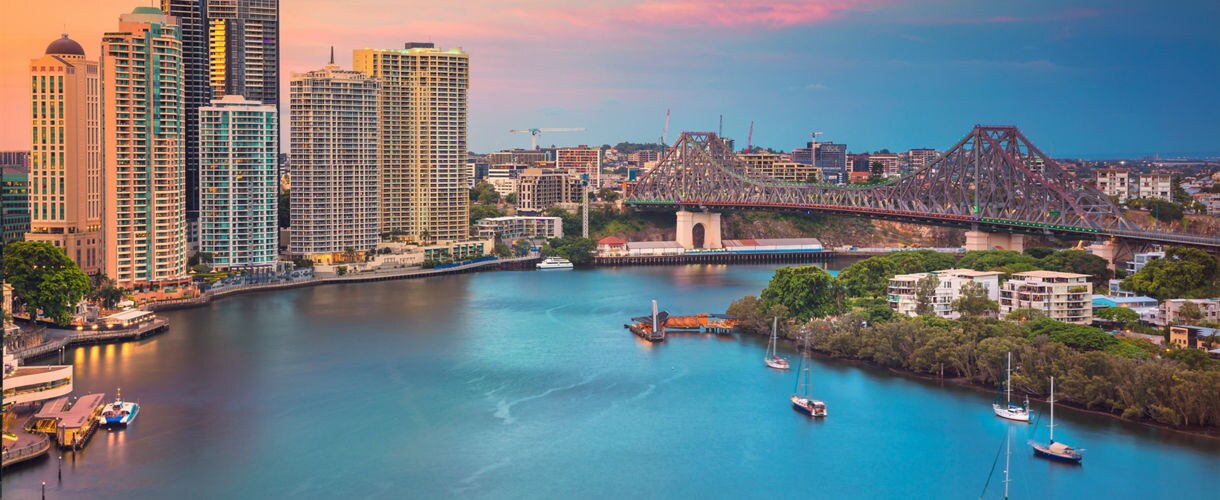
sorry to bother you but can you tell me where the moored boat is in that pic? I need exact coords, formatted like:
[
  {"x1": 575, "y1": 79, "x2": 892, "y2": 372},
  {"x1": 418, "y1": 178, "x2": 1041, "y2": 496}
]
[
  {"x1": 993, "y1": 352, "x2": 1031, "y2": 422},
  {"x1": 1030, "y1": 377, "x2": 1083, "y2": 463},
  {"x1": 536, "y1": 256, "x2": 574, "y2": 270},
  {"x1": 790, "y1": 333, "x2": 826, "y2": 417},
  {"x1": 99, "y1": 388, "x2": 139, "y2": 427},
  {"x1": 764, "y1": 317, "x2": 789, "y2": 370}
]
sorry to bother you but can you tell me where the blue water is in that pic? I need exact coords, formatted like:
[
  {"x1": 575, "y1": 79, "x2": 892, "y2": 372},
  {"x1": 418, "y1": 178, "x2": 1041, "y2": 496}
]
[{"x1": 7, "y1": 264, "x2": 1217, "y2": 499}]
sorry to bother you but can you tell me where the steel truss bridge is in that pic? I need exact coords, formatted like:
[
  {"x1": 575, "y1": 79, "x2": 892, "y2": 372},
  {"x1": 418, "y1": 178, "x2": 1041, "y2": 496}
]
[{"x1": 626, "y1": 125, "x2": 1220, "y2": 250}]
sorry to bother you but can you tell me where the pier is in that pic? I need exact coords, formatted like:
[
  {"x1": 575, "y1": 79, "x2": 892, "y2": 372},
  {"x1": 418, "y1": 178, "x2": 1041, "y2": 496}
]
[{"x1": 30, "y1": 393, "x2": 106, "y2": 450}]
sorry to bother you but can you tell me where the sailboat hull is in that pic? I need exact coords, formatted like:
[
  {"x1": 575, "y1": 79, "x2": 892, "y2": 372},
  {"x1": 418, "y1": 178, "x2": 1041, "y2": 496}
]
[
  {"x1": 765, "y1": 357, "x2": 789, "y2": 370},
  {"x1": 1032, "y1": 444, "x2": 1083, "y2": 463},
  {"x1": 791, "y1": 395, "x2": 827, "y2": 417},
  {"x1": 992, "y1": 403, "x2": 1031, "y2": 422}
]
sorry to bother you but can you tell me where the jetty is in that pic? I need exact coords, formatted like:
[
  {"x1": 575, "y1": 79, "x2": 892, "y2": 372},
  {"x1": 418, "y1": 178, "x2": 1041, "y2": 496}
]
[
  {"x1": 626, "y1": 300, "x2": 737, "y2": 342},
  {"x1": 8, "y1": 316, "x2": 168, "y2": 363},
  {"x1": 30, "y1": 393, "x2": 106, "y2": 450}
]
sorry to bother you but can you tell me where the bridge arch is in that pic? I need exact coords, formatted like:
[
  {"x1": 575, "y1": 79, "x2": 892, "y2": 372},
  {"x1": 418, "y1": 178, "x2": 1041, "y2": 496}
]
[{"x1": 676, "y1": 210, "x2": 722, "y2": 250}]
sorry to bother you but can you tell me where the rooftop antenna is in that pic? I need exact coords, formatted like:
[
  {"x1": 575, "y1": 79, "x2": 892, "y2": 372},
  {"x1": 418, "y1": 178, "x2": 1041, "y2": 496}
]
[
  {"x1": 329, "y1": 46, "x2": 334, "y2": 65},
  {"x1": 719, "y1": 114, "x2": 724, "y2": 137}
]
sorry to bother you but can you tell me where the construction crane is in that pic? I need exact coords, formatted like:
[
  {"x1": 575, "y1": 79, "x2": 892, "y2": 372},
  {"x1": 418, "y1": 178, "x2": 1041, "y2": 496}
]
[
  {"x1": 745, "y1": 121, "x2": 754, "y2": 153},
  {"x1": 662, "y1": 109, "x2": 671, "y2": 146},
  {"x1": 809, "y1": 131, "x2": 823, "y2": 164},
  {"x1": 508, "y1": 128, "x2": 586, "y2": 150}
]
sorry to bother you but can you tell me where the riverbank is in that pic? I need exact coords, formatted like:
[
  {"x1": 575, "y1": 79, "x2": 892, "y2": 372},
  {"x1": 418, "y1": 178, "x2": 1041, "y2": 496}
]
[
  {"x1": 144, "y1": 255, "x2": 540, "y2": 312},
  {"x1": 751, "y1": 324, "x2": 1220, "y2": 440}
]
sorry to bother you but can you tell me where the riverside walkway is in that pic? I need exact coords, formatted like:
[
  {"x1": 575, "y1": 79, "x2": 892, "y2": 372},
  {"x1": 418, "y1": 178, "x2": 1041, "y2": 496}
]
[
  {"x1": 145, "y1": 256, "x2": 540, "y2": 311},
  {"x1": 8, "y1": 319, "x2": 169, "y2": 363}
]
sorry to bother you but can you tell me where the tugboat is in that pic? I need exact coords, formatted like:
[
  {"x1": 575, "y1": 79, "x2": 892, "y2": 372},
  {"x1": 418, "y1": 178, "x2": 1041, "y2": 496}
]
[
  {"x1": 790, "y1": 333, "x2": 827, "y2": 417},
  {"x1": 993, "y1": 352, "x2": 1031, "y2": 422},
  {"x1": 99, "y1": 388, "x2": 139, "y2": 427},
  {"x1": 1030, "y1": 377, "x2": 1084, "y2": 463}
]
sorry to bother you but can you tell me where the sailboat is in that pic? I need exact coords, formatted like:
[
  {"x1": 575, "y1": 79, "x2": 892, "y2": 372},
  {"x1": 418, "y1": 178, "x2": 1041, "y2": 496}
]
[
  {"x1": 764, "y1": 317, "x2": 790, "y2": 370},
  {"x1": 790, "y1": 333, "x2": 827, "y2": 417},
  {"x1": 1030, "y1": 377, "x2": 1083, "y2": 463},
  {"x1": 993, "y1": 352, "x2": 1032, "y2": 422}
]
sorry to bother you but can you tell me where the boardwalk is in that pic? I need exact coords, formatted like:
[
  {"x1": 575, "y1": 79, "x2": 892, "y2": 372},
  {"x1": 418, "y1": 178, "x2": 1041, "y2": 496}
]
[{"x1": 8, "y1": 319, "x2": 169, "y2": 363}]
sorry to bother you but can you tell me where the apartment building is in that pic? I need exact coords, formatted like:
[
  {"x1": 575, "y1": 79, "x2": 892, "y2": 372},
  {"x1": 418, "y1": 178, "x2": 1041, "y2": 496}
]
[
  {"x1": 887, "y1": 269, "x2": 1002, "y2": 319},
  {"x1": 516, "y1": 168, "x2": 581, "y2": 212},
  {"x1": 739, "y1": 152, "x2": 820, "y2": 183},
  {"x1": 1096, "y1": 168, "x2": 1130, "y2": 202},
  {"x1": 1138, "y1": 173, "x2": 1173, "y2": 200},
  {"x1": 998, "y1": 271, "x2": 1093, "y2": 324},
  {"x1": 475, "y1": 216, "x2": 562, "y2": 241}
]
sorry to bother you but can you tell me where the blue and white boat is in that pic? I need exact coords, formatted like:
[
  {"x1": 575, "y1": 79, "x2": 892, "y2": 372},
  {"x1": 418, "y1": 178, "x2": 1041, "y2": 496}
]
[
  {"x1": 99, "y1": 388, "x2": 139, "y2": 427},
  {"x1": 993, "y1": 352, "x2": 1031, "y2": 422},
  {"x1": 537, "y1": 257, "x2": 574, "y2": 270}
]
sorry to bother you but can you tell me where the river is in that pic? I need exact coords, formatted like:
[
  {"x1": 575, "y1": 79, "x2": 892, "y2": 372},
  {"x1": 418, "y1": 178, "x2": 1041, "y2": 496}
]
[{"x1": 6, "y1": 263, "x2": 1218, "y2": 499}]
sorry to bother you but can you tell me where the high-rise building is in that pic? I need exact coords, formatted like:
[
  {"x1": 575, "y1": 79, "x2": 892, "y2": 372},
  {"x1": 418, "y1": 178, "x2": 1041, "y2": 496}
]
[
  {"x1": 206, "y1": 0, "x2": 278, "y2": 106},
  {"x1": 162, "y1": 0, "x2": 212, "y2": 238},
  {"x1": 102, "y1": 7, "x2": 188, "y2": 288},
  {"x1": 555, "y1": 146, "x2": 602, "y2": 187},
  {"x1": 1, "y1": 161, "x2": 30, "y2": 247},
  {"x1": 198, "y1": 96, "x2": 277, "y2": 271},
  {"x1": 516, "y1": 168, "x2": 581, "y2": 212},
  {"x1": 739, "y1": 153, "x2": 820, "y2": 183},
  {"x1": 815, "y1": 142, "x2": 847, "y2": 182},
  {"x1": 288, "y1": 58, "x2": 380, "y2": 263},
  {"x1": 353, "y1": 43, "x2": 469, "y2": 243},
  {"x1": 26, "y1": 35, "x2": 104, "y2": 273},
  {"x1": 870, "y1": 153, "x2": 901, "y2": 178},
  {"x1": 1138, "y1": 173, "x2": 1172, "y2": 201}
]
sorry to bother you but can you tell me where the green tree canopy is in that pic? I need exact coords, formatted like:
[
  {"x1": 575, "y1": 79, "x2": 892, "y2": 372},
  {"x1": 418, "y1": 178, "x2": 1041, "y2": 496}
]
[
  {"x1": 952, "y1": 281, "x2": 999, "y2": 318},
  {"x1": 542, "y1": 236, "x2": 597, "y2": 265},
  {"x1": 470, "y1": 182, "x2": 499, "y2": 204},
  {"x1": 1122, "y1": 246, "x2": 1220, "y2": 300},
  {"x1": 1040, "y1": 249, "x2": 1113, "y2": 287},
  {"x1": 760, "y1": 265, "x2": 846, "y2": 321},
  {"x1": 837, "y1": 257, "x2": 898, "y2": 298},
  {"x1": 2, "y1": 241, "x2": 90, "y2": 325},
  {"x1": 957, "y1": 250, "x2": 1040, "y2": 272},
  {"x1": 1095, "y1": 307, "x2": 1140, "y2": 329},
  {"x1": 914, "y1": 274, "x2": 939, "y2": 316}
]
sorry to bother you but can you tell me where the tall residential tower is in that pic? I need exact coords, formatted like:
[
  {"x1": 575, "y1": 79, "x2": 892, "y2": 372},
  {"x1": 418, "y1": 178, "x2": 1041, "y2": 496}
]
[
  {"x1": 207, "y1": 0, "x2": 279, "y2": 106},
  {"x1": 353, "y1": 43, "x2": 469, "y2": 243},
  {"x1": 288, "y1": 57, "x2": 380, "y2": 263},
  {"x1": 26, "y1": 35, "x2": 104, "y2": 273},
  {"x1": 162, "y1": 0, "x2": 212, "y2": 238},
  {"x1": 102, "y1": 7, "x2": 188, "y2": 288},
  {"x1": 198, "y1": 96, "x2": 278, "y2": 271}
]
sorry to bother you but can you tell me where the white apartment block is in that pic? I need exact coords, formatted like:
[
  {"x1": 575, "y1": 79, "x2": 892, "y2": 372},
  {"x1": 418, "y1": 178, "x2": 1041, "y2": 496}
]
[
  {"x1": 516, "y1": 168, "x2": 582, "y2": 212},
  {"x1": 354, "y1": 44, "x2": 470, "y2": 243},
  {"x1": 870, "y1": 154, "x2": 901, "y2": 178},
  {"x1": 198, "y1": 96, "x2": 278, "y2": 271},
  {"x1": 288, "y1": 61, "x2": 380, "y2": 264},
  {"x1": 475, "y1": 216, "x2": 563, "y2": 241},
  {"x1": 102, "y1": 7, "x2": 189, "y2": 288},
  {"x1": 1095, "y1": 168, "x2": 1130, "y2": 202},
  {"x1": 907, "y1": 148, "x2": 938, "y2": 171},
  {"x1": 887, "y1": 268, "x2": 1001, "y2": 319},
  {"x1": 999, "y1": 271, "x2": 1093, "y2": 324},
  {"x1": 1138, "y1": 173, "x2": 1173, "y2": 200},
  {"x1": 739, "y1": 153, "x2": 821, "y2": 183}
]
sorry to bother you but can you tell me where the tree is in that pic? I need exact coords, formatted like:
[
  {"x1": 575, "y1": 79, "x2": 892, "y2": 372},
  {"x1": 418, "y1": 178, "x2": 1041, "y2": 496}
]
[
  {"x1": 760, "y1": 265, "x2": 845, "y2": 321},
  {"x1": 957, "y1": 250, "x2": 1039, "y2": 272},
  {"x1": 470, "y1": 204, "x2": 505, "y2": 224},
  {"x1": 470, "y1": 182, "x2": 498, "y2": 203},
  {"x1": 1178, "y1": 301, "x2": 1203, "y2": 325},
  {"x1": 597, "y1": 188, "x2": 620, "y2": 203},
  {"x1": 726, "y1": 295, "x2": 789, "y2": 337},
  {"x1": 951, "y1": 281, "x2": 998, "y2": 318},
  {"x1": 494, "y1": 243, "x2": 511, "y2": 257},
  {"x1": 1095, "y1": 307, "x2": 1141, "y2": 329},
  {"x1": 1145, "y1": 199, "x2": 1183, "y2": 223},
  {"x1": 1040, "y1": 249, "x2": 1113, "y2": 287},
  {"x1": 1023, "y1": 247, "x2": 1056, "y2": 259},
  {"x1": 914, "y1": 274, "x2": 939, "y2": 316},
  {"x1": 1004, "y1": 308, "x2": 1047, "y2": 322},
  {"x1": 869, "y1": 161, "x2": 884, "y2": 180},
  {"x1": 543, "y1": 236, "x2": 596, "y2": 265},
  {"x1": 506, "y1": 193, "x2": 518, "y2": 205},
  {"x1": 837, "y1": 257, "x2": 898, "y2": 298},
  {"x1": 1123, "y1": 246, "x2": 1220, "y2": 299},
  {"x1": 2, "y1": 241, "x2": 90, "y2": 325}
]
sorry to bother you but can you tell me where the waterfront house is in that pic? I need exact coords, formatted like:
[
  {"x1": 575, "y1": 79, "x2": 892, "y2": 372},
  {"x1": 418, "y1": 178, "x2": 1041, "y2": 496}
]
[
  {"x1": 1169, "y1": 325, "x2": 1220, "y2": 351},
  {"x1": 1159, "y1": 299, "x2": 1220, "y2": 328},
  {"x1": 597, "y1": 236, "x2": 628, "y2": 256}
]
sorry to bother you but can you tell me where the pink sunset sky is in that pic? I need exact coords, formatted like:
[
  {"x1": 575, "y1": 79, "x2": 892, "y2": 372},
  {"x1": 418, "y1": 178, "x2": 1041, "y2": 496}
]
[{"x1": 2, "y1": 0, "x2": 1216, "y2": 156}]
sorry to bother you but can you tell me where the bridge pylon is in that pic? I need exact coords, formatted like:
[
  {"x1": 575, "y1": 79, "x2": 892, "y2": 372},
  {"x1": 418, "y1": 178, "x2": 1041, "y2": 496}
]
[
  {"x1": 964, "y1": 231, "x2": 1025, "y2": 252},
  {"x1": 676, "y1": 210, "x2": 722, "y2": 250}
]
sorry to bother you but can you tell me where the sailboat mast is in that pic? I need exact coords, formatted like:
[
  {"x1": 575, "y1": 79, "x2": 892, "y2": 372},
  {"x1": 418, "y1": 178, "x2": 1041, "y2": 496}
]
[
  {"x1": 770, "y1": 317, "x2": 778, "y2": 357},
  {"x1": 1049, "y1": 376, "x2": 1056, "y2": 442},
  {"x1": 1006, "y1": 352, "x2": 1012, "y2": 406},
  {"x1": 1003, "y1": 426, "x2": 1011, "y2": 500}
]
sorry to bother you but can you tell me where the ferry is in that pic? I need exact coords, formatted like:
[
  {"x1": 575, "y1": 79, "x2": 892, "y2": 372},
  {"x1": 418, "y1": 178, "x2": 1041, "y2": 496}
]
[
  {"x1": 537, "y1": 257, "x2": 574, "y2": 270},
  {"x1": 99, "y1": 389, "x2": 139, "y2": 427}
]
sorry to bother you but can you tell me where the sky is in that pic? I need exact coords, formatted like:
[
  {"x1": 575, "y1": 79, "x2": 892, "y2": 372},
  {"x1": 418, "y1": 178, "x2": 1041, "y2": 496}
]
[{"x1": 1, "y1": 0, "x2": 1217, "y2": 158}]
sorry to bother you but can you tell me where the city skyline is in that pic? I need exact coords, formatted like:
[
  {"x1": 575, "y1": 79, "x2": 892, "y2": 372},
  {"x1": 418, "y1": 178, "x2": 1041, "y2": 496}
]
[{"x1": 1, "y1": 0, "x2": 1218, "y2": 157}]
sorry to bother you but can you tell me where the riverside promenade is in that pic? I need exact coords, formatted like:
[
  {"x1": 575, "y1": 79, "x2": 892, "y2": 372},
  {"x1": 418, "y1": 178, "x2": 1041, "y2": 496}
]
[
  {"x1": 8, "y1": 318, "x2": 169, "y2": 363},
  {"x1": 144, "y1": 255, "x2": 540, "y2": 312}
]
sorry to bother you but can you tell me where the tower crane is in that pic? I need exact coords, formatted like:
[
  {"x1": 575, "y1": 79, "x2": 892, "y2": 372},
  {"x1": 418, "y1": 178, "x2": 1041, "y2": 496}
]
[
  {"x1": 745, "y1": 121, "x2": 754, "y2": 153},
  {"x1": 508, "y1": 128, "x2": 586, "y2": 150}
]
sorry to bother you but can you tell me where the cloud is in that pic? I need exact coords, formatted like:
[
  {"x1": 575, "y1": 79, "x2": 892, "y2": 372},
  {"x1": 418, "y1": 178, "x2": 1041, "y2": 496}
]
[{"x1": 915, "y1": 8, "x2": 1102, "y2": 26}]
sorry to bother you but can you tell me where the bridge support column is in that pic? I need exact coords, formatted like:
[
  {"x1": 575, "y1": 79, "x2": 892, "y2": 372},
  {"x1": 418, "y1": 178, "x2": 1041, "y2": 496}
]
[
  {"x1": 964, "y1": 231, "x2": 1025, "y2": 252},
  {"x1": 676, "y1": 210, "x2": 722, "y2": 250},
  {"x1": 1086, "y1": 240, "x2": 1118, "y2": 270}
]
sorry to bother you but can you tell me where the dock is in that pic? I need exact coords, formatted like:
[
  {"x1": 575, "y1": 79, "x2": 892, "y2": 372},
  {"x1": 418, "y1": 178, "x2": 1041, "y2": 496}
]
[
  {"x1": 30, "y1": 393, "x2": 106, "y2": 450},
  {"x1": 626, "y1": 300, "x2": 737, "y2": 342},
  {"x1": 9, "y1": 317, "x2": 169, "y2": 363}
]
